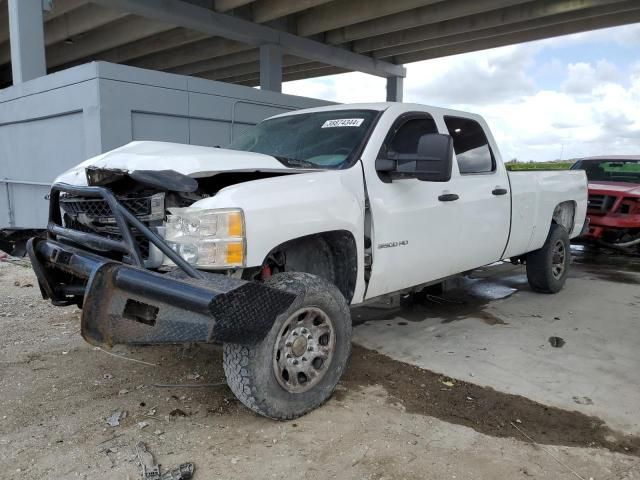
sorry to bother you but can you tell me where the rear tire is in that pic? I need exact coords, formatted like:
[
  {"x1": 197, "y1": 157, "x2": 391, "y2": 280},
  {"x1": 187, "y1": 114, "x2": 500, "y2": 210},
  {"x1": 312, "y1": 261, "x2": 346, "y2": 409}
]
[
  {"x1": 223, "y1": 272, "x2": 352, "y2": 420},
  {"x1": 526, "y1": 223, "x2": 570, "y2": 293}
]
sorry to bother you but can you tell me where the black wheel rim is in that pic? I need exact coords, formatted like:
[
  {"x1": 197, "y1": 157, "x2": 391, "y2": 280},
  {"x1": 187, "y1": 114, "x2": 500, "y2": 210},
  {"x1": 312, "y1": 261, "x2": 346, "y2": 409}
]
[{"x1": 551, "y1": 240, "x2": 566, "y2": 280}]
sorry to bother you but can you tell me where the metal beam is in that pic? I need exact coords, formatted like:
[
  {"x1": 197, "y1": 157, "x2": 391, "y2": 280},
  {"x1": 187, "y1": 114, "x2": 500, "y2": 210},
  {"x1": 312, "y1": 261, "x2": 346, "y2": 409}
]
[
  {"x1": 252, "y1": 0, "x2": 333, "y2": 24},
  {"x1": 46, "y1": 15, "x2": 174, "y2": 68},
  {"x1": 353, "y1": 0, "x2": 633, "y2": 54},
  {"x1": 259, "y1": 43, "x2": 282, "y2": 91},
  {"x1": 214, "y1": 0, "x2": 255, "y2": 11},
  {"x1": 95, "y1": 28, "x2": 209, "y2": 65},
  {"x1": 369, "y1": 0, "x2": 640, "y2": 59},
  {"x1": 326, "y1": 0, "x2": 532, "y2": 44},
  {"x1": 44, "y1": 0, "x2": 90, "y2": 20},
  {"x1": 391, "y1": 8, "x2": 640, "y2": 65},
  {"x1": 0, "y1": 2, "x2": 7, "y2": 48},
  {"x1": 89, "y1": 0, "x2": 405, "y2": 78},
  {"x1": 213, "y1": 60, "x2": 336, "y2": 83},
  {"x1": 169, "y1": 48, "x2": 259, "y2": 75},
  {"x1": 44, "y1": 3, "x2": 127, "y2": 44},
  {"x1": 132, "y1": 36, "x2": 248, "y2": 71},
  {"x1": 231, "y1": 65, "x2": 349, "y2": 86},
  {"x1": 198, "y1": 53, "x2": 308, "y2": 80},
  {"x1": 8, "y1": 0, "x2": 46, "y2": 83},
  {"x1": 386, "y1": 76, "x2": 403, "y2": 102},
  {"x1": 297, "y1": 0, "x2": 442, "y2": 37},
  {"x1": 0, "y1": 0, "x2": 7, "y2": 23}
]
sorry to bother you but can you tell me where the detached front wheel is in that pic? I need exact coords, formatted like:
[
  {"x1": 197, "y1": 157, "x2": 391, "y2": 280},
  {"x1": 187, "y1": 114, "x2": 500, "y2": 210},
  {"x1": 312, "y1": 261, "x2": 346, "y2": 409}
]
[
  {"x1": 223, "y1": 272, "x2": 352, "y2": 420},
  {"x1": 526, "y1": 223, "x2": 570, "y2": 293}
]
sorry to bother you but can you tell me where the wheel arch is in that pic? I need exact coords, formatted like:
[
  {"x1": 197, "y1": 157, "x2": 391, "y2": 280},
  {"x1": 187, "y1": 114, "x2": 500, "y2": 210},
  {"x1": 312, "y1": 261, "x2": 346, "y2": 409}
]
[
  {"x1": 253, "y1": 230, "x2": 358, "y2": 303},
  {"x1": 551, "y1": 200, "x2": 577, "y2": 235}
]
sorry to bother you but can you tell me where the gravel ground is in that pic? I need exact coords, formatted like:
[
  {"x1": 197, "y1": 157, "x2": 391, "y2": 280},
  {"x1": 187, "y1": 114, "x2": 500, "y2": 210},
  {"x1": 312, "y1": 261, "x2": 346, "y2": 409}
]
[{"x1": 1, "y1": 259, "x2": 639, "y2": 479}]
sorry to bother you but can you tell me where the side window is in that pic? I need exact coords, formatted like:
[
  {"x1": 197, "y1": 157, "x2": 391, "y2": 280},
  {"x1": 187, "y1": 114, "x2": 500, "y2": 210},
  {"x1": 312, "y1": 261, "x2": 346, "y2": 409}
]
[
  {"x1": 387, "y1": 117, "x2": 439, "y2": 155},
  {"x1": 444, "y1": 116, "x2": 495, "y2": 174}
]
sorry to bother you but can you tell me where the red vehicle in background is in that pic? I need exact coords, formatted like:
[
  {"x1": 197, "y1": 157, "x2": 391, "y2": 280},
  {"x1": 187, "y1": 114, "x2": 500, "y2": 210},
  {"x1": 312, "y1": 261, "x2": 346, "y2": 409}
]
[{"x1": 571, "y1": 156, "x2": 640, "y2": 253}]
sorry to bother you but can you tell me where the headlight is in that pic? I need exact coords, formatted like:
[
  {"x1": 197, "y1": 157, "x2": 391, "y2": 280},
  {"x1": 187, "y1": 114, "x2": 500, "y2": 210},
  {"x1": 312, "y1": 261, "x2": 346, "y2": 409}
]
[{"x1": 164, "y1": 208, "x2": 245, "y2": 268}]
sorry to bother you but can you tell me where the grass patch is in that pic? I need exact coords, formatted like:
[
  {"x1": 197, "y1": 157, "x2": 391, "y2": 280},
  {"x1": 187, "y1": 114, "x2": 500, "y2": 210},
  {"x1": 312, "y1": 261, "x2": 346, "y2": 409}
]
[{"x1": 506, "y1": 161, "x2": 573, "y2": 171}]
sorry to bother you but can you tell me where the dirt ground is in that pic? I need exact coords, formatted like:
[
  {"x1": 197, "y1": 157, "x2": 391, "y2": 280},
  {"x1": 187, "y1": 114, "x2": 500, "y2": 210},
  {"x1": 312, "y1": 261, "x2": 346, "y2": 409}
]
[{"x1": 1, "y1": 256, "x2": 639, "y2": 479}]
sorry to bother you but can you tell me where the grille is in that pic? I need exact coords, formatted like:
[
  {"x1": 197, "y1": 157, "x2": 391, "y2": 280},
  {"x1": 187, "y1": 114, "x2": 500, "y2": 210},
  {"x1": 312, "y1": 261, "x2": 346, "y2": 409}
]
[
  {"x1": 60, "y1": 196, "x2": 153, "y2": 218},
  {"x1": 587, "y1": 194, "x2": 616, "y2": 213},
  {"x1": 60, "y1": 193, "x2": 164, "y2": 260}
]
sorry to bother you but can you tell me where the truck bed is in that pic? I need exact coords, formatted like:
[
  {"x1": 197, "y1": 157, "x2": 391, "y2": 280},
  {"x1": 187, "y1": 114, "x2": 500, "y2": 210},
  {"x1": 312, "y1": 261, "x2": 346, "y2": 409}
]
[{"x1": 503, "y1": 170, "x2": 588, "y2": 259}]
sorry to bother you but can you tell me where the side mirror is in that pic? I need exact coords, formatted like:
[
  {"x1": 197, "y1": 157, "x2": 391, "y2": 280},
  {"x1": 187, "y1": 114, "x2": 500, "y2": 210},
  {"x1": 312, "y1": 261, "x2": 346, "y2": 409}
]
[{"x1": 376, "y1": 133, "x2": 453, "y2": 182}]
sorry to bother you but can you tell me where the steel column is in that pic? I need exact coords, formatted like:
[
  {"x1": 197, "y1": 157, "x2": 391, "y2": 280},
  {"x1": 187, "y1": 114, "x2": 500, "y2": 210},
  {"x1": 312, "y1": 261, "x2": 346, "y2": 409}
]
[
  {"x1": 260, "y1": 44, "x2": 283, "y2": 92},
  {"x1": 7, "y1": 0, "x2": 46, "y2": 83},
  {"x1": 386, "y1": 76, "x2": 404, "y2": 102}
]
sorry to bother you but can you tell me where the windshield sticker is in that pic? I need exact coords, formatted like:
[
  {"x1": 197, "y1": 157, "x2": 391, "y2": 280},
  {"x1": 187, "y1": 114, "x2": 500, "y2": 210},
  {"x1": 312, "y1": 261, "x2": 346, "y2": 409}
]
[{"x1": 321, "y1": 118, "x2": 365, "y2": 128}]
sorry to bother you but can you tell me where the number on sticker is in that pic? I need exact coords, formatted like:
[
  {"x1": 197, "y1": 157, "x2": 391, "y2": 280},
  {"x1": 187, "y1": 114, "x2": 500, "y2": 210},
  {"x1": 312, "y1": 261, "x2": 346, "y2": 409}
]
[{"x1": 321, "y1": 118, "x2": 365, "y2": 128}]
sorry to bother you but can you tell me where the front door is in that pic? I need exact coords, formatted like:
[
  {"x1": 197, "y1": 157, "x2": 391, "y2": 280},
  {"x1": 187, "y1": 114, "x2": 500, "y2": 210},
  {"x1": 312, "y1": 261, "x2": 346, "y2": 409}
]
[{"x1": 363, "y1": 112, "x2": 464, "y2": 299}]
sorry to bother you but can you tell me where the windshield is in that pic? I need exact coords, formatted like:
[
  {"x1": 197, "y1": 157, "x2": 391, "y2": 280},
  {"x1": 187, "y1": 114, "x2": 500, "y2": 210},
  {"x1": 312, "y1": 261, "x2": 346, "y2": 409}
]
[
  {"x1": 572, "y1": 159, "x2": 640, "y2": 184},
  {"x1": 227, "y1": 109, "x2": 378, "y2": 169}
]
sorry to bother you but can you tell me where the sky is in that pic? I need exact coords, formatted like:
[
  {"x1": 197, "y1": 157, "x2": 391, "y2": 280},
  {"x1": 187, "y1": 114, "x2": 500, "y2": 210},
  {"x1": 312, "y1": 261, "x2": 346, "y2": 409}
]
[{"x1": 282, "y1": 23, "x2": 640, "y2": 162}]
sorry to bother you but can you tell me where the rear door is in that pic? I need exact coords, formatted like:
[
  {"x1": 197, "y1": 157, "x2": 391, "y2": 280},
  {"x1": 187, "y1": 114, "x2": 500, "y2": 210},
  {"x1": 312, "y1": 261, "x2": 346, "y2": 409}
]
[{"x1": 441, "y1": 115, "x2": 511, "y2": 272}]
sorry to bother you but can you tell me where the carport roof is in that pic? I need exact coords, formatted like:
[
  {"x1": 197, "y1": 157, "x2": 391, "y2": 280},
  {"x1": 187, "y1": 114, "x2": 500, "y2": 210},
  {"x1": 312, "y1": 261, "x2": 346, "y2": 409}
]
[{"x1": 0, "y1": 0, "x2": 639, "y2": 88}]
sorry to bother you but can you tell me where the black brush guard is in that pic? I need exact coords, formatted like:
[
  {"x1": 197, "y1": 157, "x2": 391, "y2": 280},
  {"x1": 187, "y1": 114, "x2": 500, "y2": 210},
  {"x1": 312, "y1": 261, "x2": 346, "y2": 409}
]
[{"x1": 27, "y1": 183, "x2": 296, "y2": 347}]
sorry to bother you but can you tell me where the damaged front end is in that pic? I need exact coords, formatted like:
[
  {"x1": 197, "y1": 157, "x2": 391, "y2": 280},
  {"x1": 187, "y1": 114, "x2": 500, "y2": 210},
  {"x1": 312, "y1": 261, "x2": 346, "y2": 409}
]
[
  {"x1": 28, "y1": 182, "x2": 296, "y2": 348},
  {"x1": 583, "y1": 189, "x2": 640, "y2": 253}
]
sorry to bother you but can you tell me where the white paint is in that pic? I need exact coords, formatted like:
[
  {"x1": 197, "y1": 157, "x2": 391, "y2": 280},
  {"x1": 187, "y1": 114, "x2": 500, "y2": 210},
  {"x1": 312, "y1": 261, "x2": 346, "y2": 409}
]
[{"x1": 54, "y1": 141, "x2": 301, "y2": 185}]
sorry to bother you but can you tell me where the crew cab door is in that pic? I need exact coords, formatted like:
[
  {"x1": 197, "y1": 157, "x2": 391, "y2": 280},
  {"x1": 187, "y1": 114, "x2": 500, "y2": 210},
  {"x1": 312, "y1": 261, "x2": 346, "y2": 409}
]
[
  {"x1": 363, "y1": 111, "x2": 462, "y2": 298},
  {"x1": 362, "y1": 110, "x2": 510, "y2": 299},
  {"x1": 441, "y1": 115, "x2": 511, "y2": 273}
]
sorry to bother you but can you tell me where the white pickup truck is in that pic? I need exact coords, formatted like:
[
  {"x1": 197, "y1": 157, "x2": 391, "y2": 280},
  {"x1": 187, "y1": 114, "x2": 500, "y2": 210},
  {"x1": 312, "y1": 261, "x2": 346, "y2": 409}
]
[{"x1": 29, "y1": 102, "x2": 587, "y2": 419}]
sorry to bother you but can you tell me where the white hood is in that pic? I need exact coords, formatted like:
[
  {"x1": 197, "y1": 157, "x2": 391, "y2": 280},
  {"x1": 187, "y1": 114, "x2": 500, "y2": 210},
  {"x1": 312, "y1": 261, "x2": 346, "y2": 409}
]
[{"x1": 55, "y1": 141, "x2": 299, "y2": 185}]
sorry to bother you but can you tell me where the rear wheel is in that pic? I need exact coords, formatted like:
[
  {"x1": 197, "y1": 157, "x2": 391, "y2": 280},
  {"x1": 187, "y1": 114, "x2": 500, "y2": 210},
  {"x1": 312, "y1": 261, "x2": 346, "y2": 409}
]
[
  {"x1": 223, "y1": 272, "x2": 352, "y2": 420},
  {"x1": 526, "y1": 223, "x2": 570, "y2": 293}
]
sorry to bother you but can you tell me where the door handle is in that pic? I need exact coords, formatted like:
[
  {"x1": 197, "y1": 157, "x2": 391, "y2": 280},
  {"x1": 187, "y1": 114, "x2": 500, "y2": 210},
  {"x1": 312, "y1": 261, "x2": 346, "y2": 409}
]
[
  {"x1": 438, "y1": 193, "x2": 459, "y2": 202},
  {"x1": 492, "y1": 188, "x2": 508, "y2": 196}
]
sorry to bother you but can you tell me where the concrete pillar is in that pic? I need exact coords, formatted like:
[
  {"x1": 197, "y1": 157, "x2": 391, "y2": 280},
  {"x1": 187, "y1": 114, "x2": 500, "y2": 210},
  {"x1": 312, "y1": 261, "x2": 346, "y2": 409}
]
[
  {"x1": 386, "y1": 75, "x2": 404, "y2": 102},
  {"x1": 8, "y1": 0, "x2": 47, "y2": 84},
  {"x1": 259, "y1": 44, "x2": 282, "y2": 92}
]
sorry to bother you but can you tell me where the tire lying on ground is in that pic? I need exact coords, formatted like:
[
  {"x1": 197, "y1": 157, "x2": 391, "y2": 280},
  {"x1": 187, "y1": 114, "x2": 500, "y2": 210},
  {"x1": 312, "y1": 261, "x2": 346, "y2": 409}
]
[
  {"x1": 526, "y1": 223, "x2": 570, "y2": 294},
  {"x1": 223, "y1": 272, "x2": 352, "y2": 420}
]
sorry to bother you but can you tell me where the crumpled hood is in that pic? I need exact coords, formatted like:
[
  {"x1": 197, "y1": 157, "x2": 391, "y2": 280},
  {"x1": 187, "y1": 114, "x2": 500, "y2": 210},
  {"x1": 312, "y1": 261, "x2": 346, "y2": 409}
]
[
  {"x1": 589, "y1": 181, "x2": 640, "y2": 196},
  {"x1": 55, "y1": 140, "x2": 300, "y2": 185}
]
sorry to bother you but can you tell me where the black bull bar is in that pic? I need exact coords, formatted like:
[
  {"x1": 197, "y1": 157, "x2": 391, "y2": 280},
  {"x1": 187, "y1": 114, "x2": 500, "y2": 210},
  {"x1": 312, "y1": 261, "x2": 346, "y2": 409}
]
[{"x1": 27, "y1": 183, "x2": 296, "y2": 347}]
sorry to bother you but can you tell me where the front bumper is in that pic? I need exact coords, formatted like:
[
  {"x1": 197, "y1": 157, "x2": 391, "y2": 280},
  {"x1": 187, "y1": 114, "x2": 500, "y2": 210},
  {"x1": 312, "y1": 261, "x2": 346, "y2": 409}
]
[
  {"x1": 27, "y1": 183, "x2": 296, "y2": 347},
  {"x1": 28, "y1": 237, "x2": 295, "y2": 346},
  {"x1": 583, "y1": 213, "x2": 640, "y2": 239}
]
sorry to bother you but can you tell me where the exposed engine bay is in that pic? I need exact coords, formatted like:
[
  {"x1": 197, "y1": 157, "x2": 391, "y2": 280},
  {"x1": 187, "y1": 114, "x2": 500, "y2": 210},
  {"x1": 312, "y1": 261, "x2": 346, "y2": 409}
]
[{"x1": 59, "y1": 167, "x2": 294, "y2": 266}]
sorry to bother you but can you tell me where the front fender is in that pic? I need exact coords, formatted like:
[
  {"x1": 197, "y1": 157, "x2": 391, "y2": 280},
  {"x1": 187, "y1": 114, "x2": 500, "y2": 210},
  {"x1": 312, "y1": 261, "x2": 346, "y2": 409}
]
[{"x1": 189, "y1": 166, "x2": 368, "y2": 302}]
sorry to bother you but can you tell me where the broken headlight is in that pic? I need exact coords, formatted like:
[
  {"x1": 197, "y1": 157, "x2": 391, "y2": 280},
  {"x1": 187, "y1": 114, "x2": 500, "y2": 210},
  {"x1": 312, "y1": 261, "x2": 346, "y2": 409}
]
[{"x1": 164, "y1": 208, "x2": 245, "y2": 268}]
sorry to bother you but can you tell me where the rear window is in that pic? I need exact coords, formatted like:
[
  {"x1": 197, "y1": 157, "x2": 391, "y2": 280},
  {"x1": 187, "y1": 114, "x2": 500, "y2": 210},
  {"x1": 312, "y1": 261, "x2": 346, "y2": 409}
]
[{"x1": 444, "y1": 116, "x2": 495, "y2": 174}]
